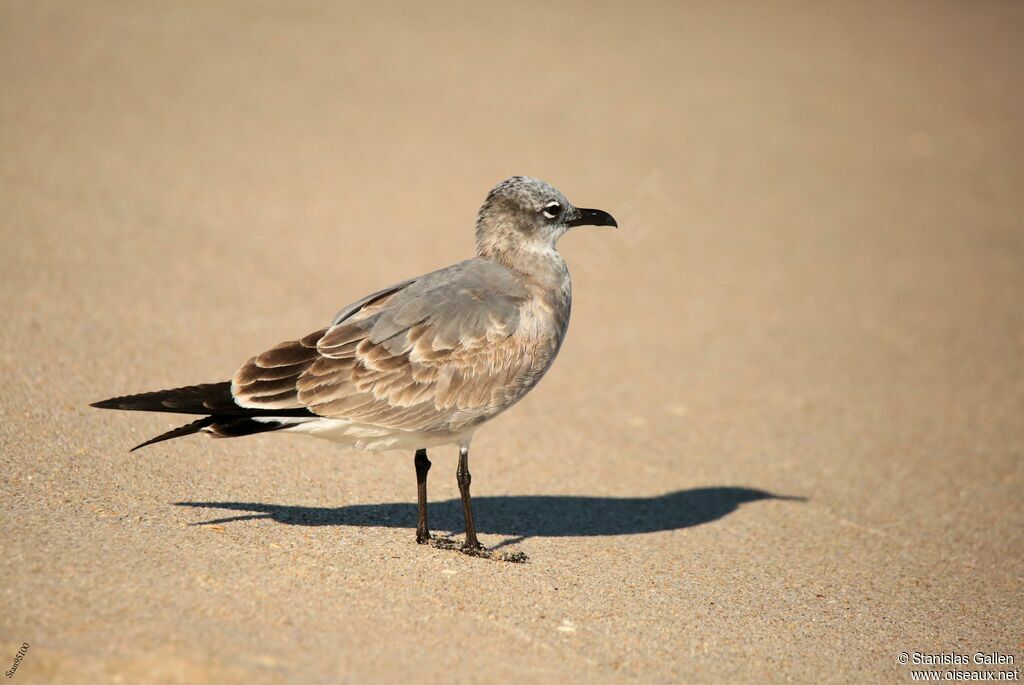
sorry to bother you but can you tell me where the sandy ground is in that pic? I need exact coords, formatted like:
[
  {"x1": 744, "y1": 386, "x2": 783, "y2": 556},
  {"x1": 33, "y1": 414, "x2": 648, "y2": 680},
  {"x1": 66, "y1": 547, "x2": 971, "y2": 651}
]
[{"x1": 2, "y1": 1, "x2": 1022, "y2": 683}]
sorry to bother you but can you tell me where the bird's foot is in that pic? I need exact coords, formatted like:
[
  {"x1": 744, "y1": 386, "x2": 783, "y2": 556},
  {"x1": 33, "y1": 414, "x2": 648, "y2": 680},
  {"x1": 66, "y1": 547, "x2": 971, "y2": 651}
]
[
  {"x1": 460, "y1": 542, "x2": 485, "y2": 558},
  {"x1": 421, "y1": 534, "x2": 528, "y2": 563},
  {"x1": 415, "y1": 529, "x2": 431, "y2": 545}
]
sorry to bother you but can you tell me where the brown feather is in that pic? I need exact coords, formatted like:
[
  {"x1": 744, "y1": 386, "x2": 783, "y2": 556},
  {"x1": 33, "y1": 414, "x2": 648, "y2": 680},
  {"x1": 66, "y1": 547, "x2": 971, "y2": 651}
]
[{"x1": 231, "y1": 258, "x2": 566, "y2": 433}]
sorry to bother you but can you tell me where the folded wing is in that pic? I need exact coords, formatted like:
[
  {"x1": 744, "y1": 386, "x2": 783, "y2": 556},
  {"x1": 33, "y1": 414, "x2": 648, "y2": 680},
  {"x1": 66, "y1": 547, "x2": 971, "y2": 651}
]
[{"x1": 232, "y1": 260, "x2": 546, "y2": 432}]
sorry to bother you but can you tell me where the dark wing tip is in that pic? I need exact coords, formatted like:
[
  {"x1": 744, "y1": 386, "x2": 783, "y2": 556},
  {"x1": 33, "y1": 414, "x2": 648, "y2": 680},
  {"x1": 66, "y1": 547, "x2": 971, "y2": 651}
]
[
  {"x1": 91, "y1": 397, "x2": 125, "y2": 410},
  {"x1": 88, "y1": 383, "x2": 236, "y2": 414}
]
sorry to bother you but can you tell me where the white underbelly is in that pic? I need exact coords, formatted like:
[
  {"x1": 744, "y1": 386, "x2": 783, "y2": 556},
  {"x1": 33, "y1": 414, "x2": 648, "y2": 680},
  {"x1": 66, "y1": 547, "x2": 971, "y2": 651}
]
[{"x1": 260, "y1": 417, "x2": 475, "y2": 452}]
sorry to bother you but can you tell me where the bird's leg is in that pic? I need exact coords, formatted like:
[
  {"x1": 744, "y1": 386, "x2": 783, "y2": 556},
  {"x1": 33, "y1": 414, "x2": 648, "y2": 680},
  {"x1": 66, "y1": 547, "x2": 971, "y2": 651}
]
[
  {"x1": 456, "y1": 445, "x2": 481, "y2": 551},
  {"x1": 414, "y1": 448, "x2": 431, "y2": 544}
]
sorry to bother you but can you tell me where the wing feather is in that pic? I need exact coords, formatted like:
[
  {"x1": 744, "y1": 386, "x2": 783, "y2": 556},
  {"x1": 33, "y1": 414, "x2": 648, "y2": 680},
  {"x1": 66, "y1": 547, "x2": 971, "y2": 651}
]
[{"x1": 232, "y1": 259, "x2": 558, "y2": 432}]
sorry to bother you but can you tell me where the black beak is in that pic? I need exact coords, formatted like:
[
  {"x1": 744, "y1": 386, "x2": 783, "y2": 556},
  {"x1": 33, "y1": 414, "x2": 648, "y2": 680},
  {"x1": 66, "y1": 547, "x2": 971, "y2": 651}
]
[{"x1": 567, "y1": 207, "x2": 618, "y2": 228}]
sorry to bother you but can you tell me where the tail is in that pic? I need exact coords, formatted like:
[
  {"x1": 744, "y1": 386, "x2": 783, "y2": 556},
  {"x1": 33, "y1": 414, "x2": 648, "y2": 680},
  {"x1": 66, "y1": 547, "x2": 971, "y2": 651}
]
[{"x1": 91, "y1": 382, "x2": 315, "y2": 451}]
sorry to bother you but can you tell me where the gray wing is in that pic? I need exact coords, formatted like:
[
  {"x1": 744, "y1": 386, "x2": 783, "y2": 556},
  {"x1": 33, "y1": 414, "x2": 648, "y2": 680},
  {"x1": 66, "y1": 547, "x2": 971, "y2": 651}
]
[
  {"x1": 329, "y1": 278, "x2": 416, "y2": 326},
  {"x1": 232, "y1": 259, "x2": 545, "y2": 432}
]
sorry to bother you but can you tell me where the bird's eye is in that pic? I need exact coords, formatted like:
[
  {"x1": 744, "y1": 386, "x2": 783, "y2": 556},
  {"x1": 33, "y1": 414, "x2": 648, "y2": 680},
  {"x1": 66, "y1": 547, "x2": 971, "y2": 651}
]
[{"x1": 541, "y1": 202, "x2": 562, "y2": 219}]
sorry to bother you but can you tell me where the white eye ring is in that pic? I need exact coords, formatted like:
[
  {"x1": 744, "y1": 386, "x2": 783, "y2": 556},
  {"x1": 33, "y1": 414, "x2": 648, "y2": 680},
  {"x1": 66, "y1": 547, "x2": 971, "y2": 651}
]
[{"x1": 542, "y1": 202, "x2": 562, "y2": 219}]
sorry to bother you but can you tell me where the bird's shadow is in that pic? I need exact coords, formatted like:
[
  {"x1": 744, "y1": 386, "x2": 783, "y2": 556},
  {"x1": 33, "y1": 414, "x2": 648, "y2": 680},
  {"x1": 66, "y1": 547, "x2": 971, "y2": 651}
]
[{"x1": 176, "y1": 487, "x2": 804, "y2": 544}]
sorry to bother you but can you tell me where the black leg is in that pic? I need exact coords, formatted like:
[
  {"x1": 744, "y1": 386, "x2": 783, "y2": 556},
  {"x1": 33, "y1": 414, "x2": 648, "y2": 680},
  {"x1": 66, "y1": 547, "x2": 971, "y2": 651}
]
[
  {"x1": 414, "y1": 448, "x2": 431, "y2": 544},
  {"x1": 456, "y1": 445, "x2": 481, "y2": 551}
]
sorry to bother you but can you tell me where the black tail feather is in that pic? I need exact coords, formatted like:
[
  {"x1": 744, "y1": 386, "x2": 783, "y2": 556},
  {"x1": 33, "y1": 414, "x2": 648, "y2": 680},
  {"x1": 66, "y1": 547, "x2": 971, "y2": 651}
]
[
  {"x1": 93, "y1": 381, "x2": 314, "y2": 451},
  {"x1": 129, "y1": 416, "x2": 293, "y2": 452},
  {"x1": 130, "y1": 417, "x2": 217, "y2": 452},
  {"x1": 208, "y1": 418, "x2": 292, "y2": 439}
]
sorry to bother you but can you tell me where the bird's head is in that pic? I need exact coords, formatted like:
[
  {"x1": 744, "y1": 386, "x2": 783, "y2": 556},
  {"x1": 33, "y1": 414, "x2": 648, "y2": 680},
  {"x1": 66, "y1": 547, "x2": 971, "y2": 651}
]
[{"x1": 475, "y1": 176, "x2": 617, "y2": 259}]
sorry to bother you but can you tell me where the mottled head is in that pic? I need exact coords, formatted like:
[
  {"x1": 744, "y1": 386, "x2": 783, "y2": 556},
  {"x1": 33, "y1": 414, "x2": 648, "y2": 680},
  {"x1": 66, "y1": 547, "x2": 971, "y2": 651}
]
[{"x1": 475, "y1": 176, "x2": 617, "y2": 260}]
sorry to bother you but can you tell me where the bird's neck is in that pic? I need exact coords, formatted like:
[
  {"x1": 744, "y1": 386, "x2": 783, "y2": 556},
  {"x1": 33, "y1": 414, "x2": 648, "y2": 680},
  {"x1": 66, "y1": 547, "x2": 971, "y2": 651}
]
[{"x1": 481, "y1": 243, "x2": 572, "y2": 315}]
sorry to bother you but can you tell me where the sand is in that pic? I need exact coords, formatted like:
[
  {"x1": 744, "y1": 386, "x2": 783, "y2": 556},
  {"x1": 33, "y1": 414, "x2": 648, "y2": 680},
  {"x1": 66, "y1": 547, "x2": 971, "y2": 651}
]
[{"x1": 1, "y1": 1, "x2": 1022, "y2": 682}]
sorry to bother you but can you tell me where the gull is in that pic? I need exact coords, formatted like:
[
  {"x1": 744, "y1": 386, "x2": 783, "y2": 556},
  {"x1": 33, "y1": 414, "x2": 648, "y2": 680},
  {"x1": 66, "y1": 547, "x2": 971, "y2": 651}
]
[{"x1": 92, "y1": 176, "x2": 617, "y2": 552}]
